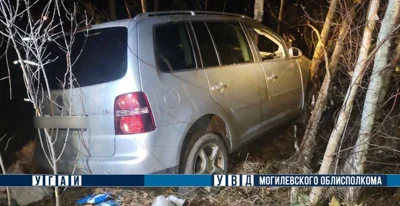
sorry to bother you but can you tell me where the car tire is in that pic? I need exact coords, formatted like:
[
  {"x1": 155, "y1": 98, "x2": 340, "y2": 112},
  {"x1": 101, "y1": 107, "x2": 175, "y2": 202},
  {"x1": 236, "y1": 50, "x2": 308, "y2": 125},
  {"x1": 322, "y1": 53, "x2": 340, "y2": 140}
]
[{"x1": 178, "y1": 132, "x2": 228, "y2": 195}]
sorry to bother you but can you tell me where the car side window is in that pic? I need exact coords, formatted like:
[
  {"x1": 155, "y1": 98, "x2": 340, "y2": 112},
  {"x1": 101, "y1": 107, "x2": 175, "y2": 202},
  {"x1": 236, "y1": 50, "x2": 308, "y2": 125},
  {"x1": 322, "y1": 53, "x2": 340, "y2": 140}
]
[
  {"x1": 206, "y1": 22, "x2": 253, "y2": 66},
  {"x1": 154, "y1": 23, "x2": 196, "y2": 72},
  {"x1": 245, "y1": 25, "x2": 285, "y2": 61},
  {"x1": 191, "y1": 22, "x2": 220, "y2": 68}
]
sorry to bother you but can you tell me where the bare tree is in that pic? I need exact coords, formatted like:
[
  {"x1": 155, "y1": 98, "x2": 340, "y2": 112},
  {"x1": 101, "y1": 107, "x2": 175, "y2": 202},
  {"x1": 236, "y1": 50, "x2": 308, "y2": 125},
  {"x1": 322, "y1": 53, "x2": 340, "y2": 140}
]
[
  {"x1": 289, "y1": 3, "x2": 355, "y2": 204},
  {"x1": 0, "y1": 134, "x2": 14, "y2": 206},
  {"x1": 254, "y1": 0, "x2": 264, "y2": 22},
  {"x1": 276, "y1": 0, "x2": 284, "y2": 35},
  {"x1": 343, "y1": 0, "x2": 400, "y2": 203},
  {"x1": 124, "y1": 0, "x2": 132, "y2": 18},
  {"x1": 0, "y1": 1, "x2": 88, "y2": 205},
  {"x1": 295, "y1": 0, "x2": 339, "y2": 167},
  {"x1": 0, "y1": 38, "x2": 12, "y2": 99},
  {"x1": 77, "y1": 1, "x2": 108, "y2": 23},
  {"x1": 142, "y1": 0, "x2": 147, "y2": 13},
  {"x1": 108, "y1": 0, "x2": 117, "y2": 20},
  {"x1": 154, "y1": 0, "x2": 160, "y2": 11},
  {"x1": 307, "y1": 0, "x2": 338, "y2": 80},
  {"x1": 376, "y1": 34, "x2": 400, "y2": 117},
  {"x1": 308, "y1": 0, "x2": 389, "y2": 204}
]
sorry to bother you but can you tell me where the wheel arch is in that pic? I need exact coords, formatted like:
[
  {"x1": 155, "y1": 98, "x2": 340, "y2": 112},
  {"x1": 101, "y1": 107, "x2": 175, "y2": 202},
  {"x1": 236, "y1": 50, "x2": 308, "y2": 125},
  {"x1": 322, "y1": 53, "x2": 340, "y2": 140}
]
[{"x1": 177, "y1": 114, "x2": 232, "y2": 173}]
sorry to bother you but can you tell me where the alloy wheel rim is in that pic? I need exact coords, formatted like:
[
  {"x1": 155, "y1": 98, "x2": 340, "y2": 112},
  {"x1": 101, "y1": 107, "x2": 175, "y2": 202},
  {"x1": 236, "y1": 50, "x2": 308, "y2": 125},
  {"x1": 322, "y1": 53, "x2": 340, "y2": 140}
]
[{"x1": 194, "y1": 143, "x2": 225, "y2": 175}]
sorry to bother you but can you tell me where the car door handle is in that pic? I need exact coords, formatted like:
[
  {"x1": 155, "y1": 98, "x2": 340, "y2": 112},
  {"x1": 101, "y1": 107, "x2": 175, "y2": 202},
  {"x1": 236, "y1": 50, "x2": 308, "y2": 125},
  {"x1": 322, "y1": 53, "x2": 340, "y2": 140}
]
[
  {"x1": 211, "y1": 84, "x2": 227, "y2": 90},
  {"x1": 211, "y1": 82, "x2": 227, "y2": 92},
  {"x1": 266, "y1": 74, "x2": 278, "y2": 81}
]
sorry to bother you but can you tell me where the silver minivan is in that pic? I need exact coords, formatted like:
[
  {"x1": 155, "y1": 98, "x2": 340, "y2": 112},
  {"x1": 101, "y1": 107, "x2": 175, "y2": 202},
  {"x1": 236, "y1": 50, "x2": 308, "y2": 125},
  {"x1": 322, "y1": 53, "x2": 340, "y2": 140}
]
[{"x1": 35, "y1": 11, "x2": 310, "y2": 175}]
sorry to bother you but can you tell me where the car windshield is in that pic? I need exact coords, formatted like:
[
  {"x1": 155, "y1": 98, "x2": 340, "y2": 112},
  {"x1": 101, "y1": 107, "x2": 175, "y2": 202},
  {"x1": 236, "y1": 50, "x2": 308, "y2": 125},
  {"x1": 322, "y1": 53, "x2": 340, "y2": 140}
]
[{"x1": 43, "y1": 27, "x2": 128, "y2": 89}]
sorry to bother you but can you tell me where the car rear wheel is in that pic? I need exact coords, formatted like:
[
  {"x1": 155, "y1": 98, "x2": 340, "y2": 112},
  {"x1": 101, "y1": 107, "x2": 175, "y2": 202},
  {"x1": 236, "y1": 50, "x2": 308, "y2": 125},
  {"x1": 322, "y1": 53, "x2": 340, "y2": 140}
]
[{"x1": 179, "y1": 132, "x2": 228, "y2": 195}]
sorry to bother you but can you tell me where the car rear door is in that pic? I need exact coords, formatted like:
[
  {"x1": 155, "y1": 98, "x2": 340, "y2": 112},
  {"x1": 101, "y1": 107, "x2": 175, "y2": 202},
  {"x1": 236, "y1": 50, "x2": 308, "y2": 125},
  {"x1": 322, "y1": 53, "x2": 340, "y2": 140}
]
[
  {"x1": 192, "y1": 21, "x2": 268, "y2": 140},
  {"x1": 244, "y1": 24, "x2": 303, "y2": 121}
]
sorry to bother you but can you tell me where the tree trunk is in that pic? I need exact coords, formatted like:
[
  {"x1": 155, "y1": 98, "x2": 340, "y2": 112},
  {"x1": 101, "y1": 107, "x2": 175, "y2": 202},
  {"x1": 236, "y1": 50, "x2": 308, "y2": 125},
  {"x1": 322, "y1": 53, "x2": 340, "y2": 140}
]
[
  {"x1": 124, "y1": 0, "x2": 132, "y2": 18},
  {"x1": 108, "y1": 0, "x2": 117, "y2": 20},
  {"x1": 295, "y1": 71, "x2": 330, "y2": 166},
  {"x1": 309, "y1": 0, "x2": 338, "y2": 79},
  {"x1": 253, "y1": 0, "x2": 264, "y2": 22},
  {"x1": 154, "y1": 0, "x2": 160, "y2": 11},
  {"x1": 308, "y1": 1, "x2": 381, "y2": 205},
  {"x1": 295, "y1": 2, "x2": 349, "y2": 167},
  {"x1": 141, "y1": 0, "x2": 147, "y2": 13},
  {"x1": 277, "y1": 0, "x2": 284, "y2": 35},
  {"x1": 223, "y1": 0, "x2": 227, "y2": 12},
  {"x1": 294, "y1": 0, "x2": 338, "y2": 168},
  {"x1": 343, "y1": 0, "x2": 400, "y2": 203},
  {"x1": 290, "y1": 10, "x2": 354, "y2": 206},
  {"x1": 376, "y1": 33, "x2": 400, "y2": 118}
]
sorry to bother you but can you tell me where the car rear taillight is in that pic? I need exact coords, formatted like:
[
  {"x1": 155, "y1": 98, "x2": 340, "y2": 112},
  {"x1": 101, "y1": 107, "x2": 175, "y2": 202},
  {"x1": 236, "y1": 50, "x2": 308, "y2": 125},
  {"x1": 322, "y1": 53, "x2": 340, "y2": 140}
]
[{"x1": 114, "y1": 92, "x2": 155, "y2": 135}]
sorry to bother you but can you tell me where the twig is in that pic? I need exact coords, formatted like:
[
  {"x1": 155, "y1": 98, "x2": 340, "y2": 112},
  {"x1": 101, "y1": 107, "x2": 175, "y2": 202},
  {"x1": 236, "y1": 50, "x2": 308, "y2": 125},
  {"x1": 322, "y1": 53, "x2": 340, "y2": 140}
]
[
  {"x1": 307, "y1": 22, "x2": 331, "y2": 78},
  {"x1": 124, "y1": 0, "x2": 131, "y2": 18},
  {"x1": 292, "y1": 123, "x2": 299, "y2": 152},
  {"x1": 0, "y1": 134, "x2": 12, "y2": 206}
]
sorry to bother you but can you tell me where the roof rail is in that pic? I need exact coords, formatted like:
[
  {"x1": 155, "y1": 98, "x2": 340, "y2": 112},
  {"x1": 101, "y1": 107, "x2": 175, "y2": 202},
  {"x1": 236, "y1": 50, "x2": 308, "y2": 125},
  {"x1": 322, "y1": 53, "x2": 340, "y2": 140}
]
[{"x1": 145, "y1": 11, "x2": 252, "y2": 20}]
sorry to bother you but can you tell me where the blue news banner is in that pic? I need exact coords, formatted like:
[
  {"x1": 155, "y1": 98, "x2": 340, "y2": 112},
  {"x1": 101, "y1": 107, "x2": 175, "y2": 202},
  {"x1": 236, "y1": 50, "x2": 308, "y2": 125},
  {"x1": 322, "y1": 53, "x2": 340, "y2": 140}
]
[{"x1": 0, "y1": 174, "x2": 399, "y2": 187}]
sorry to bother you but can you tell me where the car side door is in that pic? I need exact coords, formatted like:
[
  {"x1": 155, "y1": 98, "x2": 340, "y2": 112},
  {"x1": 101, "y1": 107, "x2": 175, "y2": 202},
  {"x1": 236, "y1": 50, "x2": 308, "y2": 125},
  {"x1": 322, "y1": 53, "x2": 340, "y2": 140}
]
[
  {"x1": 244, "y1": 23, "x2": 303, "y2": 123},
  {"x1": 191, "y1": 21, "x2": 268, "y2": 140}
]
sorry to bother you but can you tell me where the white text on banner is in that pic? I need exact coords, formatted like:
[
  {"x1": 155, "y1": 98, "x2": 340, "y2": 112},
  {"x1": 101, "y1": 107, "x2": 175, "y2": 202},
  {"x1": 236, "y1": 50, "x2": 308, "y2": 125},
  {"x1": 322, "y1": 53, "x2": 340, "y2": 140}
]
[
  {"x1": 213, "y1": 175, "x2": 254, "y2": 186},
  {"x1": 32, "y1": 175, "x2": 82, "y2": 186}
]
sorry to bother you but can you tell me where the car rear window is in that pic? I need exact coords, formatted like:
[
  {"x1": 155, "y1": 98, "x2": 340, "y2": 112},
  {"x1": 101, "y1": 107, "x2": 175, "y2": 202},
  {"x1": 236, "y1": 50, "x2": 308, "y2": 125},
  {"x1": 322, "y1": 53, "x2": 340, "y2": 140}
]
[{"x1": 44, "y1": 27, "x2": 128, "y2": 89}]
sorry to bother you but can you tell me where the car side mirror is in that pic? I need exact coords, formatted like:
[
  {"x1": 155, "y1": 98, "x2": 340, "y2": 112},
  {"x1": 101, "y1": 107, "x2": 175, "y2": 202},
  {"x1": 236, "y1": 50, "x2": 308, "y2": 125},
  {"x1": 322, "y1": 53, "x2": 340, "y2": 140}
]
[{"x1": 289, "y1": 47, "x2": 302, "y2": 58}]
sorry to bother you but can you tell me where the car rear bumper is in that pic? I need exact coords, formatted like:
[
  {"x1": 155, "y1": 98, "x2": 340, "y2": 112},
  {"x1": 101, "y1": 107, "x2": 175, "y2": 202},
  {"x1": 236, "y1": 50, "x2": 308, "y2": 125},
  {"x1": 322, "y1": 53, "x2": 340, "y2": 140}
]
[{"x1": 35, "y1": 123, "x2": 189, "y2": 174}]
